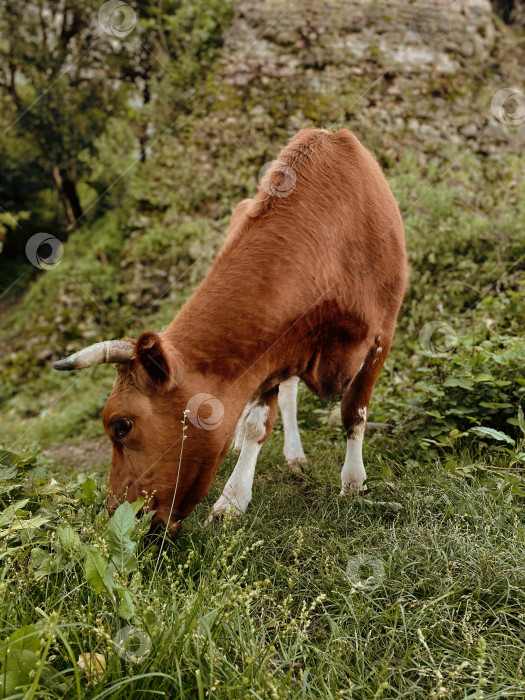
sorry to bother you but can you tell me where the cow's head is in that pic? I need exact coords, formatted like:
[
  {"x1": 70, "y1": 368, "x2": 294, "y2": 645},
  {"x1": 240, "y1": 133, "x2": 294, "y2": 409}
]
[{"x1": 54, "y1": 333, "x2": 229, "y2": 532}]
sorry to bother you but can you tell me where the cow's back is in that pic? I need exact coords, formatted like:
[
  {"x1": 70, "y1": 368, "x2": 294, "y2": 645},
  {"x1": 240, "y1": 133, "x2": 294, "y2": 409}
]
[
  {"x1": 218, "y1": 129, "x2": 406, "y2": 323},
  {"x1": 172, "y1": 128, "x2": 406, "y2": 391}
]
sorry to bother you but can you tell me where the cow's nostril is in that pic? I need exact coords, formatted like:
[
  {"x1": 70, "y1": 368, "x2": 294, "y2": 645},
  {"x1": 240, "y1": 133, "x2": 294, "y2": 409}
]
[{"x1": 107, "y1": 493, "x2": 118, "y2": 517}]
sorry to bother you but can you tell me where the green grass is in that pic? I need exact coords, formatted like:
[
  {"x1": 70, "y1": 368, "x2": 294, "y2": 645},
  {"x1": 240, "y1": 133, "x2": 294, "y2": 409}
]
[{"x1": 1, "y1": 420, "x2": 525, "y2": 698}]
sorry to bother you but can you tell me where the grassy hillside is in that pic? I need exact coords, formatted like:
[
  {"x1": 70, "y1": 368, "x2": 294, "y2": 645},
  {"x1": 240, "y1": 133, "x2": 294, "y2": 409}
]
[{"x1": 0, "y1": 0, "x2": 524, "y2": 697}]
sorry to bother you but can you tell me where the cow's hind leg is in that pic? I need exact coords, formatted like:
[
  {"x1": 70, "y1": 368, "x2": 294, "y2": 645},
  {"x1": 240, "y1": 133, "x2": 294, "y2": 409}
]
[
  {"x1": 209, "y1": 388, "x2": 278, "y2": 521},
  {"x1": 340, "y1": 335, "x2": 390, "y2": 495},
  {"x1": 278, "y1": 376, "x2": 307, "y2": 472}
]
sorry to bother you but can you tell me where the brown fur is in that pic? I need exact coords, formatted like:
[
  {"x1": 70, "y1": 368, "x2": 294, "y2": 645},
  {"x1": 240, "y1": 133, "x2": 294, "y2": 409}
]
[{"x1": 102, "y1": 128, "x2": 407, "y2": 528}]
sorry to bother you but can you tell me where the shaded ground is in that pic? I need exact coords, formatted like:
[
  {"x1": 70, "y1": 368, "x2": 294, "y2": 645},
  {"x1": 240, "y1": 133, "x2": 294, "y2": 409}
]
[{"x1": 44, "y1": 436, "x2": 110, "y2": 473}]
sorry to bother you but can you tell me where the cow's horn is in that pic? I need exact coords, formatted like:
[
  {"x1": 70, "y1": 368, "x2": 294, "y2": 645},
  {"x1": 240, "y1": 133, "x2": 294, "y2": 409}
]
[{"x1": 53, "y1": 340, "x2": 134, "y2": 371}]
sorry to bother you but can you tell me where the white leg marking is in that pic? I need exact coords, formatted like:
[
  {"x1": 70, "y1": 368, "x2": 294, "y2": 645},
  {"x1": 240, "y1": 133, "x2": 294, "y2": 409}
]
[
  {"x1": 232, "y1": 403, "x2": 249, "y2": 453},
  {"x1": 340, "y1": 407, "x2": 367, "y2": 495},
  {"x1": 278, "y1": 376, "x2": 307, "y2": 470},
  {"x1": 209, "y1": 402, "x2": 269, "y2": 520}
]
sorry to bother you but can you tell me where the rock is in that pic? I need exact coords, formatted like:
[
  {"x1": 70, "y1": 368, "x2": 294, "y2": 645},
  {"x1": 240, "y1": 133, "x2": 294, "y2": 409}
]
[
  {"x1": 215, "y1": 0, "x2": 524, "y2": 163},
  {"x1": 407, "y1": 118, "x2": 420, "y2": 132},
  {"x1": 35, "y1": 348, "x2": 52, "y2": 361},
  {"x1": 459, "y1": 123, "x2": 478, "y2": 138}
]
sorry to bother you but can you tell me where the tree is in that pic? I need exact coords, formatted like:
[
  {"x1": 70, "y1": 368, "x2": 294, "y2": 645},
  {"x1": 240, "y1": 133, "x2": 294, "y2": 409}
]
[
  {"x1": 0, "y1": 0, "x2": 130, "y2": 232},
  {"x1": 0, "y1": 0, "x2": 235, "y2": 244}
]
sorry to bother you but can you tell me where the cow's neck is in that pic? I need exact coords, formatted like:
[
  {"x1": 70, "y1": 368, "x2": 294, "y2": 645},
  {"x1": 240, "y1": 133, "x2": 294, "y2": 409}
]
[{"x1": 163, "y1": 280, "x2": 291, "y2": 403}]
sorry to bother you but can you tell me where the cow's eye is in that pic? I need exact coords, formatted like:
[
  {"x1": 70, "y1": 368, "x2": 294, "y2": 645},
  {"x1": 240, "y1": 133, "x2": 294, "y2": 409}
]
[{"x1": 111, "y1": 419, "x2": 133, "y2": 440}]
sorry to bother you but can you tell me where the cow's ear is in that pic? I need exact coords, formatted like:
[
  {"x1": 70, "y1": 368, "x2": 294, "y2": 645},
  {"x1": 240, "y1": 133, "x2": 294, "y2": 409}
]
[{"x1": 135, "y1": 331, "x2": 184, "y2": 390}]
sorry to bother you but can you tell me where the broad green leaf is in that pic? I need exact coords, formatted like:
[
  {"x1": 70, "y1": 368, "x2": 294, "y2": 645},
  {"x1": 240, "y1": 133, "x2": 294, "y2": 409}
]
[
  {"x1": 2, "y1": 649, "x2": 39, "y2": 695},
  {"x1": 0, "y1": 466, "x2": 17, "y2": 481},
  {"x1": 108, "y1": 534, "x2": 137, "y2": 576},
  {"x1": 81, "y1": 477, "x2": 97, "y2": 505},
  {"x1": 32, "y1": 547, "x2": 65, "y2": 576},
  {"x1": 107, "y1": 502, "x2": 138, "y2": 575},
  {"x1": 135, "y1": 509, "x2": 155, "y2": 538},
  {"x1": 57, "y1": 526, "x2": 83, "y2": 554},
  {"x1": 0, "y1": 500, "x2": 29, "y2": 528},
  {"x1": 117, "y1": 590, "x2": 136, "y2": 620},
  {"x1": 518, "y1": 406, "x2": 525, "y2": 436},
  {"x1": 30, "y1": 482, "x2": 62, "y2": 496},
  {"x1": 0, "y1": 547, "x2": 22, "y2": 562},
  {"x1": 130, "y1": 497, "x2": 145, "y2": 515},
  {"x1": 14, "y1": 454, "x2": 38, "y2": 468},
  {"x1": 85, "y1": 550, "x2": 112, "y2": 594},
  {"x1": 0, "y1": 485, "x2": 16, "y2": 497},
  {"x1": 30, "y1": 548, "x2": 66, "y2": 578},
  {"x1": 6, "y1": 626, "x2": 40, "y2": 653},
  {"x1": 26, "y1": 465, "x2": 47, "y2": 479},
  {"x1": 443, "y1": 376, "x2": 474, "y2": 390},
  {"x1": 0, "y1": 515, "x2": 50, "y2": 538},
  {"x1": 479, "y1": 402, "x2": 513, "y2": 410},
  {"x1": 12, "y1": 515, "x2": 49, "y2": 530},
  {"x1": 0, "y1": 451, "x2": 16, "y2": 468},
  {"x1": 31, "y1": 548, "x2": 53, "y2": 578},
  {"x1": 471, "y1": 427, "x2": 515, "y2": 445},
  {"x1": 109, "y1": 502, "x2": 135, "y2": 539}
]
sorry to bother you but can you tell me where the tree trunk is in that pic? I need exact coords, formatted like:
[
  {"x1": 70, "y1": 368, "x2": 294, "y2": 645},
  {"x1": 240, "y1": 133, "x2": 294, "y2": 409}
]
[
  {"x1": 52, "y1": 165, "x2": 83, "y2": 231},
  {"x1": 139, "y1": 75, "x2": 151, "y2": 163}
]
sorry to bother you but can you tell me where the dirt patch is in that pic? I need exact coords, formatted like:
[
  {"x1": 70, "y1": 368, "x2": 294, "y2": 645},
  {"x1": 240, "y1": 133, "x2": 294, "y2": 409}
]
[{"x1": 45, "y1": 437, "x2": 110, "y2": 473}]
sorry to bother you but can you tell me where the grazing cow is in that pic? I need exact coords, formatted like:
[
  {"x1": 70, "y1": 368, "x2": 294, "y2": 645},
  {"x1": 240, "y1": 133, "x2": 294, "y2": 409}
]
[{"x1": 54, "y1": 128, "x2": 407, "y2": 532}]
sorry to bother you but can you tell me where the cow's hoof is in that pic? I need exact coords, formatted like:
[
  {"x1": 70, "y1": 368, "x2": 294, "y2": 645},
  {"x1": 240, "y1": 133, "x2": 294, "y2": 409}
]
[
  {"x1": 206, "y1": 495, "x2": 245, "y2": 525},
  {"x1": 339, "y1": 482, "x2": 367, "y2": 496},
  {"x1": 286, "y1": 457, "x2": 307, "y2": 475}
]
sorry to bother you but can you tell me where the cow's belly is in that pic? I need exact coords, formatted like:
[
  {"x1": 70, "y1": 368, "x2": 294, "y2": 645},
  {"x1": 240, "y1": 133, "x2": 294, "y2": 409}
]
[
  {"x1": 255, "y1": 310, "x2": 371, "y2": 399},
  {"x1": 299, "y1": 335, "x2": 370, "y2": 397}
]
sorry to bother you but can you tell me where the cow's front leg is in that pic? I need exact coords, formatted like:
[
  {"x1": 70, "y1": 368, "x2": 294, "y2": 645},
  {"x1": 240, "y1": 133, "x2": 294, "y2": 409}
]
[
  {"x1": 278, "y1": 376, "x2": 307, "y2": 472},
  {"x1": 208, "y1": 388, "x2": 278, "y2": 521},
  {"x1": 232, "y1": 403, "x2": 249, "y2": 454}
]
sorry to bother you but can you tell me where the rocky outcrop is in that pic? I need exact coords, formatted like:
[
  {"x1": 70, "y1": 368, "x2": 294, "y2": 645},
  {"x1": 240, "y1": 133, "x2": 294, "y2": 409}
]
[
  {"x1": 221, "y1": 0, "x2": 497, "y2": 81},
  {"x1": 217, "y1": 0, "x2": 523, "y2": 163}
]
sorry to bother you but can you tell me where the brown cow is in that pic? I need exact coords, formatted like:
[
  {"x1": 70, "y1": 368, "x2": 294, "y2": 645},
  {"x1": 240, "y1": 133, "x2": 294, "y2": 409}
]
[{"x1": 54, "y1": 128, "x2": 407, "y2": 532}]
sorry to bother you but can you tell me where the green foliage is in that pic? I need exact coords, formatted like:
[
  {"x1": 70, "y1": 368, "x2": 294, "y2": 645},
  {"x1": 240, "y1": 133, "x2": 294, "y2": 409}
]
[
  {"x1": 137, "y1": 0, "x2": 236, "y2": 97},
  {"x1": 1, "y1": 437, "x2": 525, "y2": 697},
  {"x1": 0, "y1": 210, "x2": 29, "y2": 252},
  {"x1": 395, "y1": 332, "x2": 525, "y2": 450},
  {"x1": 391, "y1": 151, "x2": 525, "y2": 332}
]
